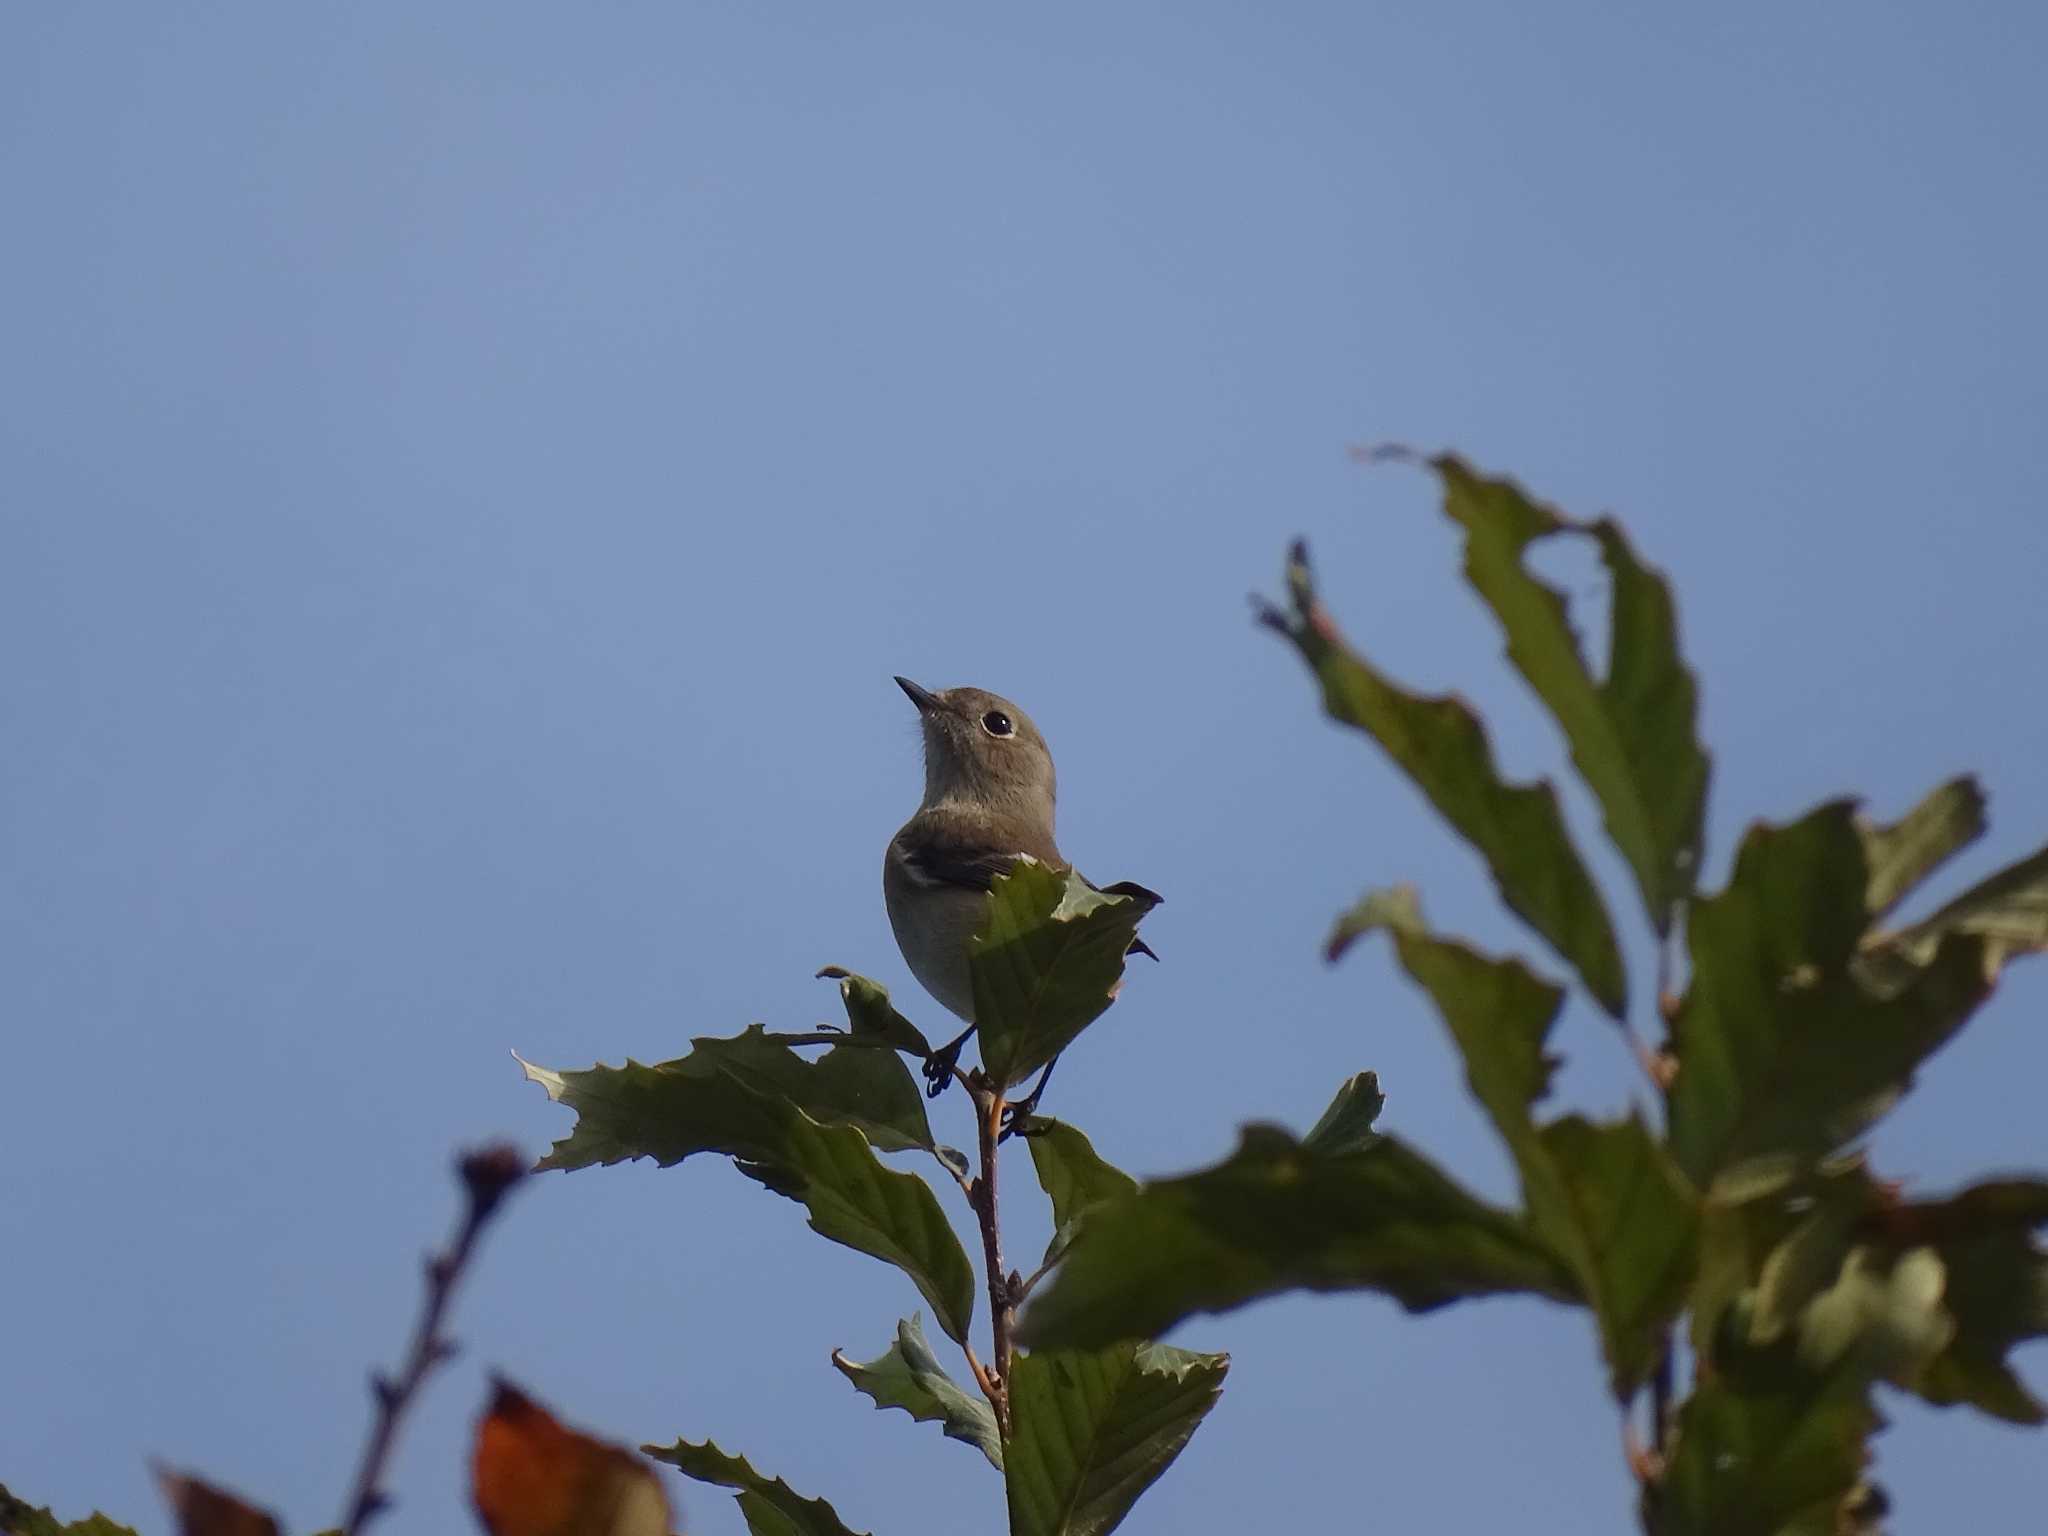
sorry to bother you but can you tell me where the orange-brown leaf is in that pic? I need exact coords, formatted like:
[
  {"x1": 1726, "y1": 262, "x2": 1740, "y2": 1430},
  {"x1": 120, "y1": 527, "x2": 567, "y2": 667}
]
[
  {"x1": 151, "y1": 1468, "x2": 280, "y2": 1536},
  {"x1": 473, "y1": 1379, "x2": 674, "y2": 1536}
]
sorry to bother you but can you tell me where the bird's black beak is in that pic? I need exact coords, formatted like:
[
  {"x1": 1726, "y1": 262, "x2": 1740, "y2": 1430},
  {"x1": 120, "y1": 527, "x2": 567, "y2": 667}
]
[{"x1": 894, "y1": 676, "x2": 942, "y2": 715}]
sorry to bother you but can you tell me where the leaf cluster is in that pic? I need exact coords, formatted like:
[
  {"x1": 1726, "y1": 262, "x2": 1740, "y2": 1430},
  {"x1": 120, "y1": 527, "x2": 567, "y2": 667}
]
[
  {"x1": 1020, "y1": 453, "x2": 2048, "y2": 1533},
  {"x1": 27, "y1": 451, "x2": 2040, "y2": 1536},
  {"x1": 521, "y1": 877, "x2": 1214, "y2": 1535}
]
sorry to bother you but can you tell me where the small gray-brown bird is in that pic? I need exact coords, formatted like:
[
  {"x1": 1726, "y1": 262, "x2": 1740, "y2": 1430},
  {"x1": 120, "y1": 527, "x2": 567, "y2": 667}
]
[{"x1": 882, "y1": 677, "x2": 1158, "y2": 1124}]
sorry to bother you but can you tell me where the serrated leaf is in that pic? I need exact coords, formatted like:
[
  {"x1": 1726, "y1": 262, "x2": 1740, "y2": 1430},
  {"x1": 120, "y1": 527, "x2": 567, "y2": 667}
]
[
  {"x1": 693, "y1": 1025, "x2": 942, "y2": 1160},
  {"x1": 1298, "y1": 1071, "x2": 1386, "y2": 1157},
  {"x1": 971, "y1": 861, "x2": 1157, "y2": 1091},
  {"x1": 816, "y1": 967, "x2": 935, "y2": 1059},
  {"x1": 1332, "y1": 892, "x2": 1696, "y2": 1397},
  {"x1": 1019, "y1": 1123, "x2": 1578, "y2": 1351},
  {"x1": 1258, "y1": 539, "x2": 1627, "y2": 1016},
  {"x1": 1417, "y1": 452, "x2": 1710, "y2": 938},
  {"x1": 0, "y1": 1487, "x2": 142, "y2": 1536},
  {"x1": 832, "y1": 1314, "x2": 1003, "y2": 1470},
  {"x1": 1024, "y1": 1118, "x2": 1140, "y2": 1269},
  {"x1": 645, "y1": 1439, "x2": 867, "y2": 1536},
  {"x1": 1858, "y1": 840, "x2": 2048, "y2": 995},
  {"x1": 521, "y1": 1051, "x2": 975, "y2": 1344},
  {"x1": 1667, "y1": 802, "x2": 1996, "y2": 1196},
  {"x1": 473, "y1": 1378, "x2": 673, "y2": 1536},
  {"x1": 1004, "y1": 1342, "x2": 1228, "y2": 1536},
  {"x1": 1857, "y1": 776, "x2": 1986, "y2": 922}
]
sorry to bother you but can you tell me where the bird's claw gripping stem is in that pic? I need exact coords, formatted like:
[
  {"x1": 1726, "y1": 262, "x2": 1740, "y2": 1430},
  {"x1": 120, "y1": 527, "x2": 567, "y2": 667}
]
[{"x1": 923, "y1": 1025, "x2": 976, "y2": 1098}]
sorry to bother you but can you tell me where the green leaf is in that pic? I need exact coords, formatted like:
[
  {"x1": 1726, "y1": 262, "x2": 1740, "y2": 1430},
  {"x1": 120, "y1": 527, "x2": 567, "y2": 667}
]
[
  {"x1": 1857, "y1": 776, "x2": 1986, "y2": 922},
  {"x1": 1419, "y1": 452, "x2": 1711, "y2": 937},
  {"x1": 1794, "y1": 1245, "x2": 1954, "y2": 1383},
  {"x1": 1257, "y1": 539, "x2": 1627, "y2": 1016},
  {"x1": 832, "y1": 1314, "x2": 1004, "y2": 1470},
  {"x1": 0, "y1": 1487, "x2": 141, "y2": 1536},
  {"x1": 1299, "y1": 1071, "x2": 1387, "y2": 1157},
  {"x1": 816, "y1": 966, "x2": 935, "y2": 1059},
  {"x1": 1536, "y1": 1114, "x2": 1700, "y2": 1399},
  {"x1": 519, "y1": 1025, "x2": 939, "y2": 1163},
  {"x1": 645, "y1": 1439, "x2": 869, "y2": 1536},
  {"x1": 971, "y1": 860, "x2": 1157, "y2": 1090},
  {"x1": 1690, "y1": 1159, "x2": 1874, "y2": 1367},
  {"x1": 521, "y1": 1050, "x2": 976, "y2": 1344},
  {"x1": 1858, "y1": 839, "x2": 2048, "y2": 995},
  {"x1": 1869, "y1": 1179, "x2": 2048, "y2": 1424},
  {"x1": 1328, "y1": 886, "x2": 1561, "y2": 1153},
  {"x1": 1332, "y1": 890, "x2": 1697, "y2": 1397},
  {"x1": 1667, "y1": 802, "x2": 1995, "y2": 1196},
  {"x1": 1019, "y1": 1123, "x2": 1579, "y2": 1351},
  {"x1": 695, "y1": 1024, "x2": 942, "y2": 1161},
  {"x1": 1656, "y1": 1211, "x2": 1979, "y2": 1536},
  {"x1": 1648, "y1": 1367, "x2": 1880, "y2": 1536},
  {"x1": 1005, "y1": 1342, "x2": 1228, "y2": 1536},
  {"x1": 1705, "y1": 1170, "x2": 2048, "y2": 1425},
  {"x1": 1024, "y1": 1118, "x2": 1140, "y2": 1268}
]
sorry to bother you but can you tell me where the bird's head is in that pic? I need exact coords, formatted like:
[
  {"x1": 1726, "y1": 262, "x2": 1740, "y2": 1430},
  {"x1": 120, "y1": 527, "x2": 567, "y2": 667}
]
[{"x1": 894, "y1": 676, "x2": 1056, "y2": 825}]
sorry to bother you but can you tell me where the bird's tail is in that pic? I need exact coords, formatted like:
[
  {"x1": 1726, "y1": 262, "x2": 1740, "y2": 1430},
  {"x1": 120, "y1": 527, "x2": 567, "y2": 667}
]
[{"x1": 1097, "y1": 880, "x2": 1163, "y2": 962}]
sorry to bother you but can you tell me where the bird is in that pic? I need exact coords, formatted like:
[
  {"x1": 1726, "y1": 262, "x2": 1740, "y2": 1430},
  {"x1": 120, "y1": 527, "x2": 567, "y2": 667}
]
[{"x1": 883, "y1": 676, "x2": 1158, "y2": 1129}]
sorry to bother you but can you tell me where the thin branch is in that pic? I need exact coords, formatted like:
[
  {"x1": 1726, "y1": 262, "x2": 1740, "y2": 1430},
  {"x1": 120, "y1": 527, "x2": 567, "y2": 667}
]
[
  {"x1": 960, "y1": 1339, "x2": 1000, "y2": 1411},
  {"x1": 968, "y1": 1074, "x2": 1015, "y2": 1439},
  {"x1": 1655, "y1": 923, "x2": 1676, "y2": 1007},
  {"x1": 1623, "y1": 1021, "x2": 1676, "y2": 1096},
  {"x1": 1637, "y1": 914, "x2": 1685, "y2": 1096},
  {"x1": 339, "y1": 1143, "x2": 527, "y2": 1536},
  {"x1": 1649, "y1": 1332, "x2": 1674, "y2": 1460}
]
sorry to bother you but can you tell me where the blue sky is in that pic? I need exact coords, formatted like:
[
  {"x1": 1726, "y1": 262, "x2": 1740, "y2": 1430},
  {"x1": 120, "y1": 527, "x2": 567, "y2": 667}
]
[{"x1": 6, "y1": 5, "x2": 2046, "y2": 1532}]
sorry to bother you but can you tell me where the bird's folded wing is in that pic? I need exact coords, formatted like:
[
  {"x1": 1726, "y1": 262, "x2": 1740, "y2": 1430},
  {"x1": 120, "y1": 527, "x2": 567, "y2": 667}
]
[
  {"x1": 894, "y1": 829, "x2": 1162, "y2": 960},
  {"x1": 895, "y1": 838, "x2": 1025, "y2": 892}
]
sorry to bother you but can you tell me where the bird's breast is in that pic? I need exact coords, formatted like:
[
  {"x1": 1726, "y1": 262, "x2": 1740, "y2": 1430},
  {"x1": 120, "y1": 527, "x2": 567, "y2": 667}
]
[{"x1": 882, "y1": 841, "x2": 984, "y2": 1023}]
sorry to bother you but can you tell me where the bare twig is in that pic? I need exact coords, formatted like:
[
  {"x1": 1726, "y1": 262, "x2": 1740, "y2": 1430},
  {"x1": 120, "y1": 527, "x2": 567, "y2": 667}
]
[{"x1": 339, "y1": 1143, "x2": 527, "y2": 1535}]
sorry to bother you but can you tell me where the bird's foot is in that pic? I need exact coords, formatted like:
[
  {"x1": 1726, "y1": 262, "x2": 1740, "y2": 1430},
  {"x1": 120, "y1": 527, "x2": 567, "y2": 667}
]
[
  {"x1": 998, "y1": 1057, "x2": 1059, "y2": 1140},
  {"x1": 922, "y1": 1026, "x2": 976, "y2": 1099},
  {"x1": 997, "y1": 1105, "x2": 1045, "y2": 1142}
]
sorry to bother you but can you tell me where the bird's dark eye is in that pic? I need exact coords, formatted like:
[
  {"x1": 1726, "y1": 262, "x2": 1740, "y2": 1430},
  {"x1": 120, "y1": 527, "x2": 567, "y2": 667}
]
[{"x1": 981, "y1": 710, "x2": 1014, "y2": 737}]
